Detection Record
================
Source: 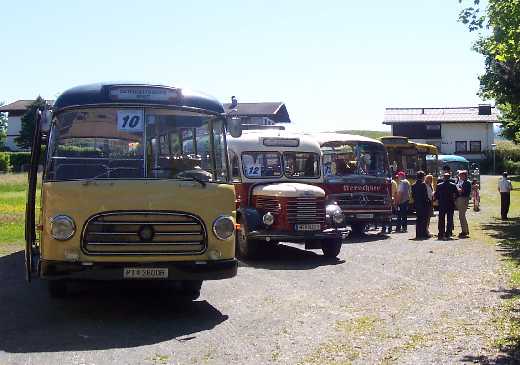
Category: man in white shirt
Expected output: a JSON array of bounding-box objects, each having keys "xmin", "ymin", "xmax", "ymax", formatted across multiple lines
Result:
[{"xmin": 498, "ymin": 172, "xmax": 513, "ymax": 220}]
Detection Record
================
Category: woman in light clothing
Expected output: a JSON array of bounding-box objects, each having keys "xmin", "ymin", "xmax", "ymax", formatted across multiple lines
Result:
[{"xmin": 425, "ymin": 174, "xmax": 434, "ymax": 236}]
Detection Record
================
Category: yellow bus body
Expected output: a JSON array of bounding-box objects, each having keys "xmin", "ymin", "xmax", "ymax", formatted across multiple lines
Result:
[{"xmin": 40, "ymin": 180, "xmax": 236, "ymax": 262}]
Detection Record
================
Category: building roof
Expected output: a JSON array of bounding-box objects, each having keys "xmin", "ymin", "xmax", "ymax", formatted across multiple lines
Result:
[
  {"xmin": 383, "ymin": 106, "xmax": 499, "ymax": 124},
  {"xmin": 223, "ymin": 102, "xmax": 291, "ymax": 123},
  {"xmin": 0, "ymin": 99, "xmax": 53, "ymax": 113}
]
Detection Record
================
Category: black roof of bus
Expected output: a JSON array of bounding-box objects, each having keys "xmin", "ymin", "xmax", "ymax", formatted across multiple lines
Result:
[{"xmin": 52, "ymin": 83, "xmax": 224, "ymax": 114}]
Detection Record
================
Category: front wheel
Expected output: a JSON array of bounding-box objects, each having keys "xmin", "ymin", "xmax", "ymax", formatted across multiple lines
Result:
[
  {"xmin": 350, "ymin": 223, "xmax": 366, "ymax": 236},
  {"xmin": 236, "ymin": 227, "xmax": 263, "ymax": 260},
  {"xmin": 321, "ymin": 238, "xmax": 342, "ymax": 258},
  {"xmin": 179, "ymin": 280, "xmax": 202, "ymax": 301}
]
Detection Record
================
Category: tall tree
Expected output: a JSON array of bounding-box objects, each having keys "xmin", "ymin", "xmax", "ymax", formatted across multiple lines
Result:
[
  {"xmin": 15, "ymin": 97, "xmax": 47, "ymax": 149},
  {"xmin": 459, "ymin": 0, "xmax": 520, "ymax": 143},
  {"xmin": 0, "ymin": 106, "xmax": 7, "ymax": 150}
]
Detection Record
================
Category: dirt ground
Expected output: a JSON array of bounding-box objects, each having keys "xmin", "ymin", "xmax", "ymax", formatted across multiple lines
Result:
[{"xmin": 0, "ymin": 177, "xmax": 509, "ymax": 365}]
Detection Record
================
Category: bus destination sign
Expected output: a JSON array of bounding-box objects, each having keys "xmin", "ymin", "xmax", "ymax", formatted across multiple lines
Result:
[{"xmin": 109, "ymin": 86, "xmax": 179, "ymax": 102}]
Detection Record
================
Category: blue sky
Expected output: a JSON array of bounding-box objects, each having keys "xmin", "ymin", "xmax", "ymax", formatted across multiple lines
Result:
[{"xmin": 1, "ymin": 0, "xmax": 486, "ymax": 131}]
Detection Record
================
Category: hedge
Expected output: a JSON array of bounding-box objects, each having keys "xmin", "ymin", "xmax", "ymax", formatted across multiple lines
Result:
[
  {"xmin": 9, "ymin": 152, "xmax": 32, "ymax": 172},
  {"xmin": 0, "ymin": 152, "xmax": 9, "ymax": 172}
]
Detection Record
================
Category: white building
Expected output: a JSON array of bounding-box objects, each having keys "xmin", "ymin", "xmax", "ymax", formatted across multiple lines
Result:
[
  {"xmin": 0, "ymin": 99, "xmax": 53, "ymax": 151},
  {"xmin": 223, "ymin": 99, "xmax": 291, "ymax": 127},
  {"xmin": 383, "ymin": 105, "xmax": 498, "ymax": 161}
]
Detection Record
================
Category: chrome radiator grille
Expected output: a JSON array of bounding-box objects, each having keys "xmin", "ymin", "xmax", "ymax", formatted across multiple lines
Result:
[
  {"xmin": 331, "ymin": 193, "xmax": 388, "ymax": 210},
  {"xmin": 82, "ymin": 211, "xmax": 206, "ymax": 255},
  {"xmin": 255, "ymin": 196, "xmax": 281, "ymax": 214},
  {"xmin": 287, "ymin": 198, "xmax": 325, "ymax": 224}
]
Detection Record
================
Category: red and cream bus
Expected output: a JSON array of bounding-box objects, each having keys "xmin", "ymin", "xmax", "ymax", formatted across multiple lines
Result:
[
  {"xmin": 313, "ymin": 133, "xmax": 392, "ymax": 235},
  {"xmin": 227, "ymin": 130, "xmax": 344, "ymax": 259}
]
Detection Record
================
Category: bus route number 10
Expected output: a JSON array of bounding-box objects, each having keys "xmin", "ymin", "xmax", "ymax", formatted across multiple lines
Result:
[{"xmin": 117, "ymin": 110, "xmax": 144, "ymax": 132}]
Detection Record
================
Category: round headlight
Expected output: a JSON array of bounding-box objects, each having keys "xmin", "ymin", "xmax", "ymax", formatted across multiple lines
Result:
[
  {"xmin": 50, "ymin": 215, "xmax": 76, "ymax": 241},
  {"xmin": 262, "ymin": 212, "xmax": 275, "ymax": 226},
  {"xmin": 212, "ymin": 215, "xmax": 235, "ymax": 240},
  {"xmin": 326, "ymin": 204, "xmax": 344, "ymax": 224}
]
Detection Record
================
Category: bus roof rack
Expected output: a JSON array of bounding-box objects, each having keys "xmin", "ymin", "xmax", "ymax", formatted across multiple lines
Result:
[{"xmin": 241, "ymin": 124, "xmax": 286, "ymax": 131}]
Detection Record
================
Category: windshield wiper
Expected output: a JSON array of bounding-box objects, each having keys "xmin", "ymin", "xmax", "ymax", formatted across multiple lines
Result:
[{"xmin": 81, "ymin": 167, "xmax": 138, "ymax": 185}]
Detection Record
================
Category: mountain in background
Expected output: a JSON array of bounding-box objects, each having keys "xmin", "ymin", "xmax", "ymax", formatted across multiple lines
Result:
[{"xmin": 335, "ymin": 130, "xmax": 391, "ymax": 139}]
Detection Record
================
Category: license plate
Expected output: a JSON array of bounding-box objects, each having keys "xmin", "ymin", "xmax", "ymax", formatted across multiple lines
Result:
[
  {"xmin": 295, "ymin": 223, "xmax": 321, "ymax": 231},
  {"xmin": 356, "ymin": 213, "xmax": 374, "ymax": 219},
  {"xmin": 123, "ymin": 268, "xmax": 168, "ymax": 279}
]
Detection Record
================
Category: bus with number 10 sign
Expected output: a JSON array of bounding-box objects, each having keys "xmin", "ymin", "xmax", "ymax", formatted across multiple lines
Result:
[{"xmin": 25, "ymin": 82, "xmax": 242, "ymax": 299}]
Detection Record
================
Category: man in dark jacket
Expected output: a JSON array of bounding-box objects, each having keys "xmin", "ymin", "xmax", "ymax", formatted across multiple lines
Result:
[
  {"xmin": 434, "ymin": 172, "xmax": 459, "ymax": 240},
  {"xmin": 412, "ymin": 170, "xmax": 430, "ymax": 239},
  {"xmin": 456, "ymin": 170, "xmax": 472, "ymax": 238}
]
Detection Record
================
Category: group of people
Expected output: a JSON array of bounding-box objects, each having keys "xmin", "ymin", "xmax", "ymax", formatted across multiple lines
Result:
[{"xmin": 382, "ymin": 168, "xmax": 482, "ymax": 240}]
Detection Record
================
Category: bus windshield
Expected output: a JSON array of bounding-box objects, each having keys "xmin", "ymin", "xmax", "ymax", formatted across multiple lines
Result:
[
  {"xmin": 322, "ymin": 142, "xmax": 388, "ymax": 178},
  {"xmin": 46, "ymin": 108, "xmax": 228, "ymax": 182}
]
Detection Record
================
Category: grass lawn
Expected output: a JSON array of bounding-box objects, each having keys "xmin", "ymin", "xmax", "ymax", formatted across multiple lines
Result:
[
  {"xmin": 0, "ymin": 173, "xmax": 31, "ymax": 255},
  {"xmin": 470, "ymin": 176, "xmax": 520, "ymax": 360}
]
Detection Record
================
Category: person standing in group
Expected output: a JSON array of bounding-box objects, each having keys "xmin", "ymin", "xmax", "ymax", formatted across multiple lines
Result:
[
  {"xmin": 412, "ymin": 171, "xmax": 430, "ymax": 239},
  {"xmin": 395, "ymin": 171, "xmax": 410, "ymax": 233},
  {"xmin": 498, "ymin": 171, "xmax": 513, "ymax": 220},
  {"xmin": 456, "ymin": 170, "xmax": 471, "ymax": 238},
  {"xmin": 425, "ymin": 174, "xmax": 435, "ymax": 236},
  {"xmin": 380, "ymin": 176, "xmax": 398, "ymax": 234},
  {"xmin": 472, "ymin": 178, "xmax": 480, "ymax": 212},
  {"xmin": 434, "ymin": 172, "xmax": 459, "ymax": 240}
]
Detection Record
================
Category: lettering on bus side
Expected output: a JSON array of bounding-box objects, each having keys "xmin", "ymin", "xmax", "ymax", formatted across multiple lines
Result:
[{"xmin": 343, "ymin": 185, "xmax": 383, "ymax": 193}]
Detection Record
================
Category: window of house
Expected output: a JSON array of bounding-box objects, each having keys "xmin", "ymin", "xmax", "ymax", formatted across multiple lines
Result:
[
  {"xmin": 470, "ymin": 141, "xmax": 481, "ymax": 152},
  {"xmin": 455, "ymin": 141, "xmax": 467, "ymax": 153}
]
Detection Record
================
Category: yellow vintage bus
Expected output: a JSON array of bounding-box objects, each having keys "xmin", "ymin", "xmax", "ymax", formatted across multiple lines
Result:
[
  {"xmin": 380, "ymin": 136, "xmax": 438, "ymax": 182},
  {"xmin": 25, "ymin": 83, "xmax": 241, "ymax": 299}
]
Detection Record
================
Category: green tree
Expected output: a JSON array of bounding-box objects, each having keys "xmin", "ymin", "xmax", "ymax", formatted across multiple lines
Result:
[
  {"xmin": 459, "ymin": 0, "xmax": 520, "ymax": 143},
  {"xmin": 14, "ymin": 97, "xmax": 47, "ymax": 150},
  {"xmin": 0, "ymin": 107, "xmax": 7, "ymax": 150}
]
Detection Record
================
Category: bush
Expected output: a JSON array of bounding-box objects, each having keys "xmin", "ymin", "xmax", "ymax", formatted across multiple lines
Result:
[
  {"xmin": 9, "ymin": 152, "xmax": 32, "ymax": 172},
  {"xmin": 504, "ymin": 160, "xmax": 520, "ymax": 175},
  {"xmin": 0, "ymin": 152, "xmax": 9, "ymax": 172}
]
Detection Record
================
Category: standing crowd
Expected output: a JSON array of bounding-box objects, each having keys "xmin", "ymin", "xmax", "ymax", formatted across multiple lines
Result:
[{"xmin": 381, "ymin": 167, "xmax": 510, "ymax": 240}]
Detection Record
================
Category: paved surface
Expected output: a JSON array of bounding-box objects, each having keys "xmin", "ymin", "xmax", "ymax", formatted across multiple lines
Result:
[{"xmin": 0, "ymin": 200, "xmax": 506, "ymax": 364}]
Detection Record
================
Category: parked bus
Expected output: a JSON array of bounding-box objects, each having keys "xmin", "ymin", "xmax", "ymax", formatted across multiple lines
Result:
[
  {"xmin": 380, "ymin": 136, "xmax": 439, "ymax": 179},
  {"xmin": 313, "ymin": 133, "xmax": 392, "ymax": 235},
  {"xmin": 25, "ymin": 83, "xmax": 242, "ymax": 298},
  {"xmin": 227, "ymin": 130, "xmax": 344, "ymax": 259}
]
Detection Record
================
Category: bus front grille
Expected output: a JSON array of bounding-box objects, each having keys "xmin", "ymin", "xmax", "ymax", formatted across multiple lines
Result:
[
  {"xmin": 331, "ymin": 193, "xmax": 388, "ymax": 210},
  {"xmin": 82, "ymin": 211, "xmax": 207, "ymax": 255},
  {"xmin": 286, "ymin": 198, "xmax": 326, "ymax": 224}
]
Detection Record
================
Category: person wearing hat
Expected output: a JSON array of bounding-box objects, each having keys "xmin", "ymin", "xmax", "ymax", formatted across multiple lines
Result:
[
  {"xmin": 456, "ymin": 170, "xmax": 472, "ymax": 238},
  {"xmin": 498, "ymin": 171, "xmax": 513, "ymax": 220},
  {"xmin": 395, "ymin": 171, "xmax": 411, "ymax": 232},
  {"xmin": 412, "ymin": 170, "xmax": 431, "ymax": 239},
  {"xmin": 434, "ymin": 172, "xmax": 459, "ymax": 239}
]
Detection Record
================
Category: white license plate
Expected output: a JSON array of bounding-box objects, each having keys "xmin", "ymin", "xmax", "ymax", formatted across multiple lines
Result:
[
  {"xmin": 295, "ymin": 223, "xmax": 321, "ymax": 231},
  {"xmin": 123, "ymin": 268, "xmax": 168, "ymax": 279},
  {"xmin": 356, "ymin": 213, "xmax": 374, "ymax": 219}
]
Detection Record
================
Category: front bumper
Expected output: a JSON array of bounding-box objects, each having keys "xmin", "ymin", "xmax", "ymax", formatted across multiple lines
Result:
[
  {"xmin": 40, "ymin": 259, "xmax": 238, "ymax": 281},
  {"xmin": 247, "ymin": 228, "xmax": 342, "ymax": 243},
  {"xmin": 343, "ymin": 211, "xmax": 392, "ymax": 224}
]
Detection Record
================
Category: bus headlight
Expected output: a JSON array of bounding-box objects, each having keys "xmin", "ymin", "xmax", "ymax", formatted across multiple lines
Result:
[
  {"xmin": 50, "ymin": 215, "xmax": 76, "ymax": 241},
  {"xmin": 262, "ymin": 212, "xmax": 275, "ymax": 226},
  {"xmin": 212, "ymin": 215, "xmax": 235, "ymax": 240},
  {"xmin": 326, "ymin": 204, "xmax": 344, "ymax": 224}
]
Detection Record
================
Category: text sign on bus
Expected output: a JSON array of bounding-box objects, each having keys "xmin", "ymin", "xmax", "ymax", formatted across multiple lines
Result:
[
  {"xmin": 117, "ymin": 110, "xmax": 144, "ymax": 132},
  {"xmin": 109, "ymin": 86, "xmax": 179, "ymax": 102}
]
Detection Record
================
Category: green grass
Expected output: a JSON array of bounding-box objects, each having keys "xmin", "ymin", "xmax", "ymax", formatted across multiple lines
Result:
[{"xmin": 0, "ymin": 173, "xmax": 29, "ymax": 251}]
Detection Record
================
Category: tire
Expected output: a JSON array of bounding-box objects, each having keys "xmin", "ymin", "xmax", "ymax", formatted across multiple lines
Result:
[
  {"xmin": 350, "ymin": 223, "xmax": 366, "ymax": 236},
  {"xmin": 47, "ymin": 280, "xmax": 68, "ymax": 299},
  {"xmin": 236, "ymin": 226, "xmax": 263, "ymax": 260},
  {"xmin": 180, "ymin": 280, "xmax": 202, "ymax": 301},
  {"xmin": 322, "ymin": 238, "xmax": 342, "ymax": 258}
]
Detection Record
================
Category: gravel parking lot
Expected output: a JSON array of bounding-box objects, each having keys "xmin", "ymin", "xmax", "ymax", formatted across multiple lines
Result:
[{"xmin": 0, "ymin": 209, "xmax": 506, "ymax": 365}]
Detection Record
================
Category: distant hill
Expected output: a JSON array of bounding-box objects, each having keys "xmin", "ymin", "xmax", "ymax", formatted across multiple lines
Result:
[{"xmin": 335, "ymin": 130, "xmax": 391, "ymax": 139}]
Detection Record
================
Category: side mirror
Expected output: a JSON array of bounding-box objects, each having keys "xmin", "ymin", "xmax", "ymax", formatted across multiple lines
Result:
[
  {"xmin": 40, "ymin": 109, "xmax": 52, "ymax": 133},
  {"xmin": 227, "ymin": 116, "xmax": 242, "ymax": 138}
]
